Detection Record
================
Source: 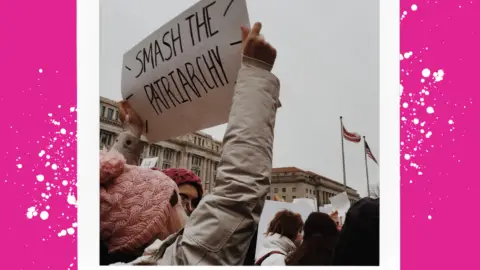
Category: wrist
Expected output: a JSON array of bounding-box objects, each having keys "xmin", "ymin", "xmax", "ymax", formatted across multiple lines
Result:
[{"xmin": 242, "ymin": 55, "xmax": 273, "ymax": 72}]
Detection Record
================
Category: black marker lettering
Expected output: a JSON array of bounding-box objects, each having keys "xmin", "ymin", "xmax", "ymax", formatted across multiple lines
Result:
[
  {"xmin": 185, "ymin": 62, "xmax": 208, "ymax": 94},
  {"xmin": 168, "ymin": 71, "xmax": 190, "ymax": 103},
  {"xmin": 204, "ymin": 1, "xmax": 219, "ymax": 37},
  {"xmin": 160, "ymin": 77, "xmax": 180, "ymax": 107},
  {"xmin": 153, "ymin": 79, "xmax": 171, "ymax": 109},
  {"xmin": 162, "ymin": 31, "xmax": 173, "ymax": 61},
  {"xmin": 185, "ymin": 14, "xmax": 196, "ymax": 46},
  {"xmin": 211, "ymin": 45, "xmax": 229, "ymax": 84},
  {"xmin": 171, "ymin": 23, "xmax": 184, "ymax": 57},
  {"xmin": 177, "ymin": 67, "xmax": 201, "ymax": 98},
  {"xmin": 154, "ymin": 39, "xmax": 164, "ymax": 65},
  {"xmin": 144, "ymin": 84, "xmax": 161, "ymax": 115},
  {"xmin": 135, "ymin": 50, "xmax": 143, "ymax": 78},
  {"xmin": 143, "ymin": 43, "xmax": 154, "ymax": 73},
  {"xmin": 203, "ymin": 53, "xmax": 220, "ymax": 87},
  {"xmin": 194, "ymin": 11, "xmax": 207, "ymax": 43},
  {"xmin": 196, "ymin": 56, "xmax": 215, "ymax": 89}
]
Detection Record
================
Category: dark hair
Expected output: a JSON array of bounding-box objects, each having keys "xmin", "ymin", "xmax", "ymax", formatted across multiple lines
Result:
[
  {"xmin": 333, "ymin": 198, "xmax": 379, "ymax": 266},
  {"xmin": 265, "ymin": 209, "xmax": 304, "ymax": 241},
  {"xmin": 285, "ymin": 212, "xmax": 339, "ymax": 265}
]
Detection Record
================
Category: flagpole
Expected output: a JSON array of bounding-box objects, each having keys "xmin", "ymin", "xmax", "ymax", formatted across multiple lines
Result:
[
  {"xmin": 340, "ymin": 116, "xmax": 347, "ymax": 191},
  {"xmin": 363, "ymin": 136, "xmax": 371, "ymax": 197}
]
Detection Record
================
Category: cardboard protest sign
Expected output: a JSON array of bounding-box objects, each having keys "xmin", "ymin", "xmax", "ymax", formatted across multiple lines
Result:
[
  {"xmin": 121, "ymin": 0, "xmax": 250, "ymax": 143},
  {"xmin": 329, "ymin": 192, "xmax": 351, "ymax": 227},
  {"xmin": 329, "ymin": 192, "xmax": 351, "ymax": 214},
  {"xmin": 255, "ymin": 201, "xmax": 313, "ymax": 259},
  {"xmin": 140, "ymin": 157, "xmax": 158, "ymax": 168}
]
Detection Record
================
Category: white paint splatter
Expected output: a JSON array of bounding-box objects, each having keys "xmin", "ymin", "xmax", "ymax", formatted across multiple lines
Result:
[
  {"xmin": 403, "ymin": 102, "xmax": 409, "ymax": 108},
  {"xmin": 426, "ymin": 107, "xmax": 435, "ymax": 114},
  {"xmin": 36, "ymin": 174, "xmax": 45, "ymax": 182},
  {"xmin": 67, "ymin": 228, "xmax": 75, "ymax": 235},
  {"xmin": 448, "ymin": 119, "xmax": 454, "ymax": 124},
  {"xmin": 404, "ymin": 154, "xmax": 411, "ymax": 160},
  {"xmin": 62, "ymin": 180, "xmax": 68, "ymax": 186},
  {"xmin": 422, "ymin": 68, "xmax": 431, "ymax": 77},
  {"xmin": 426, "ymin": 131, "xmax": 432, "ymax": 138},
  {"xmin": 60, "ymin": 128, "xmax": 66, "ymax": 135},
  {"xmin": 39, "ymin": 68, "xmax": 43, "ymax": 73},
  {"xmin": 51, "ymin": 164, "xmax": 58, "ymax": 170},
  {"xmin": 428, "ymin": 215, "xmax": 432, "ymax": 220},
  {"xmin": 40, "ymin": 211, "xmax": 49, "ymax": 220},
  {"xmin": 411, "ymin": 4, "xmax": 418, "ymax": 11},
  {"xmin": 16, "ymin": 164, "xmax": 22, "ymax": 169},
  {"xmin": 67, "ymin": 193, "xmax": 77, "ymax": 205}
]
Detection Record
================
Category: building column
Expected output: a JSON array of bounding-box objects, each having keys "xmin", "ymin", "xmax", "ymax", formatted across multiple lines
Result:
[
  {"xmin": 157, "ymin": 147, "xmax": 164, "ymax": 168},
  {"xmin": 186, "ymin": 153, "xmax": 191, "ymax": 170}
]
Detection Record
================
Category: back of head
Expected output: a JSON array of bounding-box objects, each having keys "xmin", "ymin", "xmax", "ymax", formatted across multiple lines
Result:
[
  {"xmin": 266, "ymin": 209, "xmax": 304, "ymax": 241},
  {"xmin": 333, "ymin": 197, "xmax": 379, "ymax": 266},
  {"xmin": 286, "ymin": 212, "xmax": 339, "ymax": 265}
]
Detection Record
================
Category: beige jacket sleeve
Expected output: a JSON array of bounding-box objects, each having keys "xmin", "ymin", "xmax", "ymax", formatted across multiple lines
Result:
[{"xmin": 154, "ymin": 59, "xmax": 281, "ymax": 265}]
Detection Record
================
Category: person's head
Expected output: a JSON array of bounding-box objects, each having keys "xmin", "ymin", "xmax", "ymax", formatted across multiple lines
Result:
[
  {"xmin": 285, "ymin": 212, "xmax": 340, "ymax": 265},
  {"xmin": 332, "ymin": 197, "xmax": 379, "ymax": 266},
  {"xmin": 159, "ymin": 168, "xmax": 203, "ymax": 216},
  {"xmin": 265, "ymin": 209, "xmax": 304, "ymax": 243},
  {"xmin": 100, "ymin": 150, "xmax": 188, "ymax": 255}
]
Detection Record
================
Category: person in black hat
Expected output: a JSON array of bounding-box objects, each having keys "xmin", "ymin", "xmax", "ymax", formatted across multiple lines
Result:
[{"xmin": 332, "ymin": 197, "xmax": 379, "ymax": 266}]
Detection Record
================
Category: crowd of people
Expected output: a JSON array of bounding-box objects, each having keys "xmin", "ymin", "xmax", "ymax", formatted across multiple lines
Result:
[{"xmin": 99, "ymin": 22, "xmax": 379, "ymax": 266}]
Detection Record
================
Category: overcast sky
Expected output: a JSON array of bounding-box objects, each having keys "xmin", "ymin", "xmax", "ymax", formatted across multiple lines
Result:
[{"xmin": 100, "ymin": 0, "xmax": 379, "ymax": 197}]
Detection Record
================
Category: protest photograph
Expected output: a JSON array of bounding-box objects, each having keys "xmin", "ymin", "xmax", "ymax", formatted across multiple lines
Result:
[{"xmin": 99, "ymin": 0, "xmax": 379, "ymax": 266}]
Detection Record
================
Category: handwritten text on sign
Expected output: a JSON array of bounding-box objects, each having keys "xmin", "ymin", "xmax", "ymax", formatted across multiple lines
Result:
[{"xmin": 121, "ymin": 0, "xmax": 249, "ymax": 142}]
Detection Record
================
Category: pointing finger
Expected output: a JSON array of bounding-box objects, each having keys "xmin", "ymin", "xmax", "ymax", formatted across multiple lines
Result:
[{"xmin": 249, "ymin": 22, "xmax": 262, "ymax": 37}]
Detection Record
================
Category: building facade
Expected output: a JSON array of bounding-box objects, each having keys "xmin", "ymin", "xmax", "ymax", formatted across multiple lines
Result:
[
  {"xmin": 100, "ymin": 96, "xmax": 221, "ymax": 193},
  {"xmin": 269, "ymin": 167, "xmax": 361, "ymax": 207},
  {"xmin": 100, "ymin": 97, "xmax": 361, "ymax": 204}
]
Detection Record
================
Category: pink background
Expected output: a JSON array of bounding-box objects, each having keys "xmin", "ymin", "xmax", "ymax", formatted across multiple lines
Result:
[{"xmin": 0, "ymin": 0, "xmax": 478, "ymax": 269}]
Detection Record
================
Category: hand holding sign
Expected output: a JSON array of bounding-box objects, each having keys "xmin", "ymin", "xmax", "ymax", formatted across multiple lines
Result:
[
  {"xmin": 241, "ymin": 22, "xmax": 277, "ymax": 67},
  {"xmin": 118, "ymin": 100, "xmax": 144, "ymax": 138}
]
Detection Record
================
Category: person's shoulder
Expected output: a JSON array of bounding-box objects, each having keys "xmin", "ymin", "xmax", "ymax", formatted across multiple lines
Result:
[{"xmin": 261, "ymin": 253, "xmax": 286, "ymax": 266}]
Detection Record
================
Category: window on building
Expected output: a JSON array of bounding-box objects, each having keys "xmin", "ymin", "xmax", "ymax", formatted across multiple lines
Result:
[
  {"xmin": 266, "ymin": 196, "xmax": 271, "ymax": 200},
  {"xmin": 149, "ymin": 145, "xmax": 160, "ymax": 157},
  {"xmin": 274, "ymin": 188, "xmax": 278, "ymax": 193},
  {"xmin": 100, "ymin": 106, "xmax": 106, "ymax": 117},
  {"xmin": 282, "ymin": 196, "xmax": 286, "ymax": 201},
  {"xmin": 192, "ymin": 155, "xmax": 202, "ymax": 166},
  {"xmin": 100, "ymin": 131, "xmax": 114, "ymax": 147},
  {"xmin": 114, "ymin": 110, "xmax": 119, "ymax": 121},
  {"xmin": 192, "ymin": 167, "xmax": 201, "ymax": 177},
  {"xmin": 282, "ymin": 188, "xmax": 286, "ymax": 192},
  {"xmin": 163, "ymin": 148, "xmax": 174, "ymax": 161},
  {"xmin": 107, "ymin": 108, "xmax": 114, "ymax": 119},
  {"xmin": 162, "ymin": 162, "xmax": 171, "ymax": 169},
  {"xmin": 292, "ymin": 196, "xmax": 296, "ymax": 199},
  {"xmin": 306, "ymin": 188, "xmax": 308, "ymax": 194},
  {"xmin": 292, "ymin": 187, "xmax": 296, "ymax": 192}
]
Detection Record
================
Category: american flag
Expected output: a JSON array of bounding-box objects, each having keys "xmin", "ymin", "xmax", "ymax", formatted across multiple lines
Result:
[
  {"xmin": 342, "ymin": 124, "xmax": 361, "ymax": 143},
  {"xmin": 364, "ymin": 140, "xmax": 378, "ymax": 164}
]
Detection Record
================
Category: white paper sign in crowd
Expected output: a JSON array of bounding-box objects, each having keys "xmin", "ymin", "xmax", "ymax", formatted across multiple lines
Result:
[
  {"xmin": 121, "ymin": 0, "xmax": 250, "ymax": 143},
  {"xmin": 140, "ymin": 157, "xmax": 159, "ymax": 168}
]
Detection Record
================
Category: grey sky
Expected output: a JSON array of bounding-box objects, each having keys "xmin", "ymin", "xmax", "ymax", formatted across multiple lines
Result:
[{"xmin": 100, "ymin": 0, "xmax": 379, "ymax": 197}]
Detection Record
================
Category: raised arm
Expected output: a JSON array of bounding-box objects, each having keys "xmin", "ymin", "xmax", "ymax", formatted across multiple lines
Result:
[
  {"xmin": 110, "ymin": 102, "xmax": 144, "ymax": 165},
  {"xmin": 156, "ymin": 22, "xmax": 281, "ymax": 265}
]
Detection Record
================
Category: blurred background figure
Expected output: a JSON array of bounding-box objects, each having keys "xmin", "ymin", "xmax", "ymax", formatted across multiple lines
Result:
[
  {"xmin": 255, "ymin": 210, "xmax": 304, "ymax": 265},
  {"xmin": 286, "ymin": 212, "xmax": 339, "ymax": 265}
]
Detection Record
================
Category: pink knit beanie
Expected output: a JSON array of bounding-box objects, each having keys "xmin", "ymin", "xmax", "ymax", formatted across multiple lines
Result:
[{"xmin": 100, "ymin": 149, "xmax": 181, "ymax": 254}]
